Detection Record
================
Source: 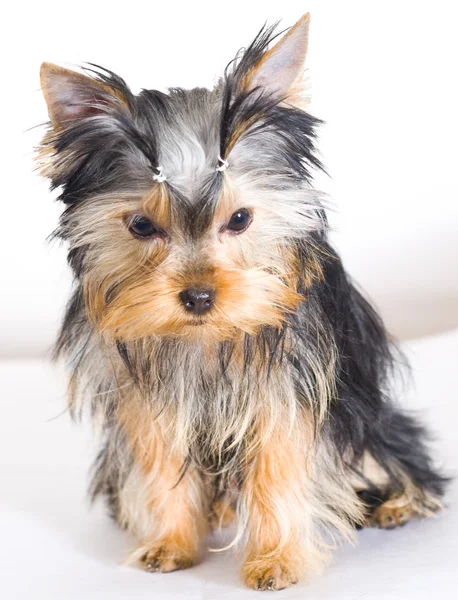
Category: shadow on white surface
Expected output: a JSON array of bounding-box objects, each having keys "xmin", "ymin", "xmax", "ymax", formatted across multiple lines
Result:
[{"xmin": 0, "ymin": 331, "xmax": 457, "ymax": 598}]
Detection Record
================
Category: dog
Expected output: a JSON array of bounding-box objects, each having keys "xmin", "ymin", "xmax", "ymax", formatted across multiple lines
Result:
[{"xmin": 37, "ymin": 12, "xmax": 446, "ymax": 591}]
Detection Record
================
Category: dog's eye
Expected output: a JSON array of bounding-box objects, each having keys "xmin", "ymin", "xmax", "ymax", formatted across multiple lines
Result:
[
  {"xmin": 128, "ymin": 215, "xmax": 162, "ymax": 238},
  {"xmin": 226, "ymin": 208, "xmax": 252, "ymax": 233}
]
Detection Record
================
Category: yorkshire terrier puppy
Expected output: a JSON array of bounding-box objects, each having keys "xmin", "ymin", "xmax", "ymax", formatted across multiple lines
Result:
[{"xmin": 37, "ymin": 13, "xmax": 446, "ymax": 591}]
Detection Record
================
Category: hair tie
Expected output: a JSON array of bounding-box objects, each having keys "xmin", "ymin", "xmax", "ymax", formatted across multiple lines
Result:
[
  {"xmin": 216, "ymin": 156, "xmax": 229, "ymax": 172},
  {"xmin": 152, "ymin": 166, "xmax": 166, "ymax": 183}
]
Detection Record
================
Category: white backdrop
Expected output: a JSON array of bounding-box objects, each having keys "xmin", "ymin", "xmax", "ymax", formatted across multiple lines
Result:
[
  {"xmin": 2, "ymin": 0, "xmax": 457, "ymax": 357},
  {"xmin": 1, "ymin": 4, "xmax": 457, "ymax": 598}
]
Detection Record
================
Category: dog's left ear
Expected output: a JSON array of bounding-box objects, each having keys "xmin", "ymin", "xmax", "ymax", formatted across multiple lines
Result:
[{"xmin": 246, "ymin": 13, "xmax": 310, "ymax": 101}]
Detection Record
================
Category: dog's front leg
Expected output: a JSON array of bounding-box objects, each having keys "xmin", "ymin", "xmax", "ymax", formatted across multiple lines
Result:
[
  {"xmin": 240, "ymin": 421, "xmax": 327, "ymax": 591},
  {"xmin": 117, "ymin": 398, "xmax": 209, "ymax": 572}
]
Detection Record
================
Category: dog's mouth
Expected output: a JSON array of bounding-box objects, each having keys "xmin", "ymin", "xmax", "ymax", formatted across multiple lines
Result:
[{"xmin": 188, "ymin": 318, "xmax": 207, "ymax": 326}]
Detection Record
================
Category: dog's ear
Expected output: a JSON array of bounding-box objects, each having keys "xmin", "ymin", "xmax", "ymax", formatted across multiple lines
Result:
[
  {"xmin": 40, "ymin": 63, "xmax": 129, "ymax": 129},
  {"xmin": 246, "ymin": 13, "xmax": 310, "ymax": 100}
]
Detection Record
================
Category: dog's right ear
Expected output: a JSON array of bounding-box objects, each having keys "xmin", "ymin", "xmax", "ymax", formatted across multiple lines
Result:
[
  {"xmin": 37, "ymin": 64, "xmax": 139, "ymax": 200},
  {"xmin": 40, "ymin": 63, "xmax": 130, "ymax": 129}
]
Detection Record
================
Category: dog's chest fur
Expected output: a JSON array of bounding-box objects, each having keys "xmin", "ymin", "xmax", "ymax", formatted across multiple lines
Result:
[
  {"xmin": 130, "ymin": 336, "xmax": 298, "ymax": 470},
  {"xmin": 83, "ymin": 330, "xmax": 298, "ymax": 479}
]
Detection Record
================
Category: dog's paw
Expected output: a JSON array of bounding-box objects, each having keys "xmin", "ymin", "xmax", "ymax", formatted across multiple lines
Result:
[
  {"xmin": 140, "ymin": 542, "xmax": 194, "ymax": 573},
  {"xmin": 367, "ymin": 491, "xmax": 442, "ymax": 530},
  {"xmin": 369, "ymin": 503, "xmax": 413, "ymax": 529},
  {"xmin": 242, "ymin": 559, "xmax": 300, "ymax": 591}
]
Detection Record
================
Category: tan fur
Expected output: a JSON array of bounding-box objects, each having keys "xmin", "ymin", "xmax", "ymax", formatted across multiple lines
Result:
[
  {"xmin": 74, "ymin": 178, "xmax": 305, "ymax": 342},
  {"xmin": 34, "ymin": 130, "xmax": 57, "ymax": 179},
  {"xmin": 116, "ymin": 394, "xmax": 209, "ymax": 570},
  {"xmin": 239, "ymin": 412, "xmax": 364, "ymax": 590},
  {"xmin": 349, "ymin": 451, "xmax": 443, "ymax": 528},
  {"xmin": 212, "ymin": 172, "xmax": 241, "ymax": 222},
  {"xmin": 209, "ymin": 498, "xmax": 237, "ymax": 530},
  {"xmin": 106, "ymin": 375, "xmax": 364, "ymax": 588},
  {"xmin": 142, "ymin": 183, "xmax": 171, "ymax": 227},
  {"xmin": 67, "ymin": 326, "xmax": 354, "ymax": 589},
  {"xmin": 349, "ymin": 451, "xmax": 392, "ymax": 491},
  {"xmin": 367, "ymin": 486, "xmax": 443, "ymax": 529}
]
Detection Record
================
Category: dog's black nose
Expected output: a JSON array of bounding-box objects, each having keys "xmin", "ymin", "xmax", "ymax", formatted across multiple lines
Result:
[{"xmin": 179, "ymin": 288, "xmax": 215, "ymax": 315}]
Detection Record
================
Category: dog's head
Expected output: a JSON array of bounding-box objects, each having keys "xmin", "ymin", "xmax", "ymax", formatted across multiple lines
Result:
[{"xmin": 38, "ymin": 13, "xmax": 325, "ymax": 342}]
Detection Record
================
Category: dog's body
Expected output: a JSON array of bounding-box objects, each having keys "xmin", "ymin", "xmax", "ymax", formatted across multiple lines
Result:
[{"xmin": 38, "ymin": 13, "xmax": 446, "ymax": 590}]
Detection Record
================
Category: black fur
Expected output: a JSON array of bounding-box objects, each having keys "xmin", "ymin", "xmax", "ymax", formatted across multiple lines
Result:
[{"xmin": 306, "ymin": 243, "xmax": 448, "ymax": 498}]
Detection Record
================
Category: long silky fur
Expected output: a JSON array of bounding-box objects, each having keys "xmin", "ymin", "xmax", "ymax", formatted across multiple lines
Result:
[{"xmin": 38, "ymin": 19, "xmax": 447, "ymax": 582}]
